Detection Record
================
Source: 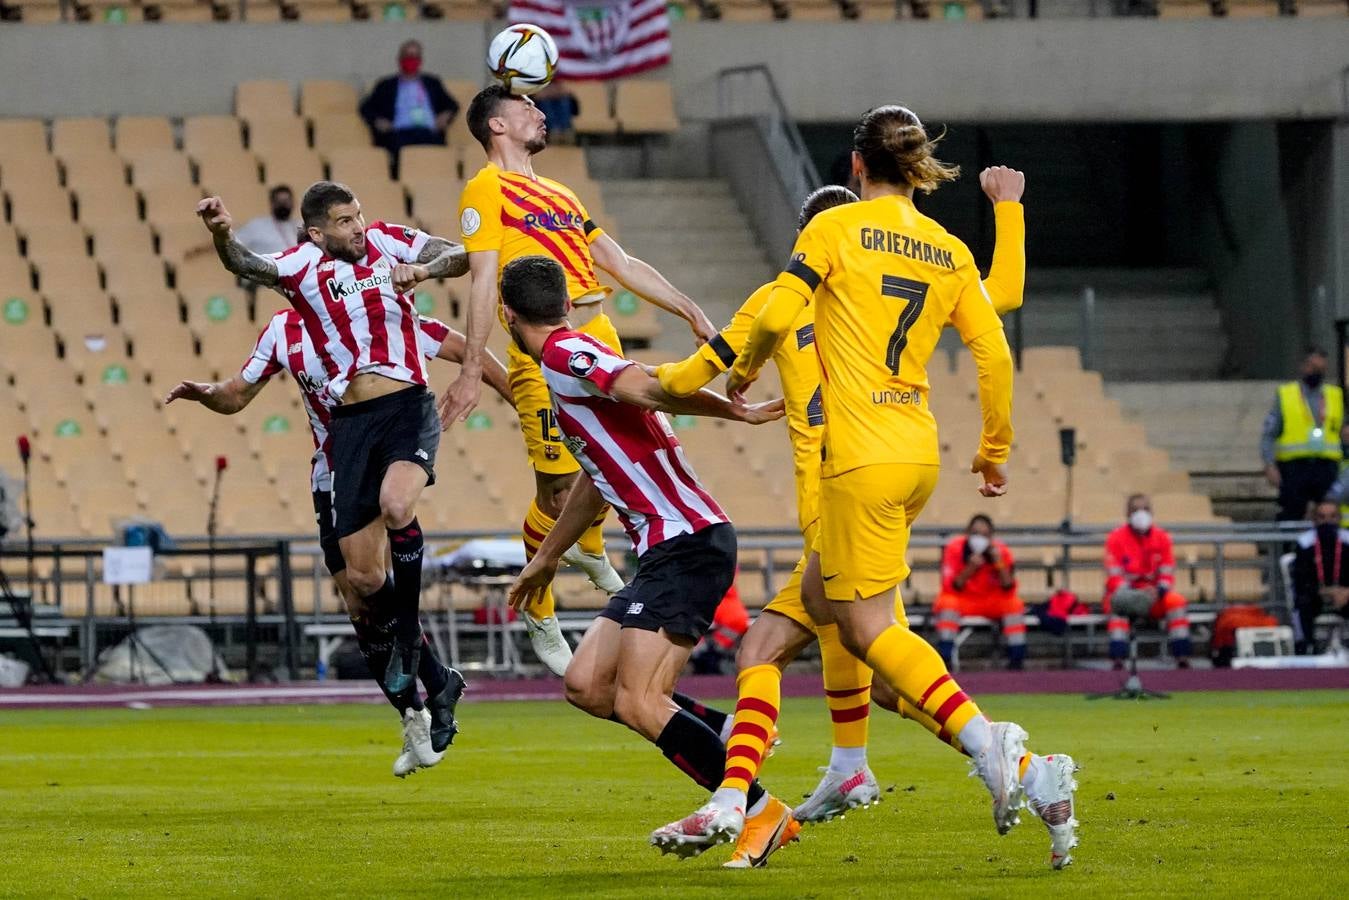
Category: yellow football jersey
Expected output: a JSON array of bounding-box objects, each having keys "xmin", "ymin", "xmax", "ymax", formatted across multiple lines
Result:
[
  {"xmin": 458, "ymin": 162, "xmax": 607, "ymax": 330},
  {"xmin": 689, "ymin": 283, "xmax": 823, "ymax": 532},
  {"xmin": 736, "ymin": 194, "xmax": 1011, "ymax": 477}
]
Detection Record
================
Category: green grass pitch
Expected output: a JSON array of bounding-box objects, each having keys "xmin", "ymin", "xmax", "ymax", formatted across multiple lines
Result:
[{"xmin": 3, "ymin": 690, "xmax": 1348, "ymax": 898}]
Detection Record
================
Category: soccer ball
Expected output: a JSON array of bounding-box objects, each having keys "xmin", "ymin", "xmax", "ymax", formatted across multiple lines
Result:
[{"xmin": 487, "ymin": 23, "xmax": 559, "ymax": 96}]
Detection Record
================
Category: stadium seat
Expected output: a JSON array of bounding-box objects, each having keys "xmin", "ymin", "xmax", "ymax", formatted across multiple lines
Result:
[
  {"xmin": 311, "ymin": 114, "xmax": 375, "ymax": 155},
  {"xmin": 126, "ymin": 148, "xmax": 195, "ymax": 189},
  {"xmin": 405, "ymin": 178, "xmax": 464, "ymax": 225},
  {"xmin": 115, "ymin": 116, "xmax": 176, "ymax": 157},
  {"xmin": 73, "ymin": 184, "xmax": 142, "ymax": 226},
  {"xmin": 193, "ymin": 148, "xmax": 265, "ymax": 195},
  {"xmin": 59, "ymin": 151, "xmax": 130, "ymax": 194},
  {"xmin": 399, "ymin": 146, "xmax": 460, "ymax": 183},
  {"xmin": 0, "ymin": 119, "xmax": 49, "ymax": 169},
  {"xmin": 570, "ymin": 82, "xmax": 619, "ymax": 136},
  {"xmin": 236, "ymin": 80, "xmax": 296, "ymax": 120},
  {"xmin": 789, "ymin": 0, "xmax": 843, "ymax": 18},
  {"xmin": 101, "ymin": 251, "xmax": 168, "ymax": 298},
  {"xmin": 141, "ymin": 183, "xmax": 207, "ymax": 232},
  {"xmin": 183, "ymin": 116, "xmax": 247, "ymax": 156},
  {"xmin": 349, "ymin": 179, "xmax": 409, "ymax": 220},
  {"xmin": 258, "ymin": 149, "xmax": 325, "ymax": 192},
  {"xmin": 299, "ymin": 80, "xmax": 359, "ymax": 117},
  {"xmin": 246, "ymin": 117, "xmax": 311, "ymax": 158},
  {"xmin": 325, "ymin": 146, "xmax": 391, "ymax": 185},
  {"xmin": 51, "ymin": 117, "xmax": 113, "ymax": 159}
]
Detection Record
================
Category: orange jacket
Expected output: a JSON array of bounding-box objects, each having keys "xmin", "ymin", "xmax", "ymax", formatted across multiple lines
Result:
[
  {"xmin": 1104, "ymin": 524, "xmax": 1175, "ymax": 602},
  {"xmin": 940, "ymin": 535, "xmax": 1017, "ymax": 598},
  {"xmin": 708, "ymin": 583, "xmax": 749, "ymax": 650}
]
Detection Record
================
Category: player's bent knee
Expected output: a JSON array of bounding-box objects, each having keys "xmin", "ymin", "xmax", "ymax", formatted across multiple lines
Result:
[
  {"xmin": 345, "ymin": 565, "xmax": 385, "ymax": 599},
  {"xmin": 871, "ymin": 677, "xmax": 899, "ymax": 713},
  {"xmin": 564, "ymin": 672, "xmax": 614, "ymax": 719},
  {"xmin": 380, "ymin": 498, "xmax": 417, "ymax": 530}
]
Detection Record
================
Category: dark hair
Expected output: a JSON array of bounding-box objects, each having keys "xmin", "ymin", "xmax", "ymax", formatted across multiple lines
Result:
[
  {"xmin": 1126, "ymin": 493, "xmax": 1149, "ymax": 511},
  {"xmin": 501, "ymin": 256, "xmax": 567, "ymax": 325},
  {"xmin": 798, "ymin": 185, "xmax": 858, "ymax": 230},
  {"xmin": 269, "ymin": 184, "xmax": 292, "ymax": 201},
  {"xmin": 853, "ymin": 105, "xmax": 959, "ymax": 194},
  {"xmin": 399, "ymin": 39, "xmax": 422, "ymax": 58},
  {"xmin": 300, "ymin": 181, "xmax": 356, "ymax": 228},
  {"xmin": 468, "ymin": 84, "xmax": 516, "ymax": 150},
  {"xmin": 967, "ymin": 513, "xmax": 994, "ymax": 533},
  {"xmin": 1305, "ymin": 346, "xmax": 1328, "ymax": 360}
]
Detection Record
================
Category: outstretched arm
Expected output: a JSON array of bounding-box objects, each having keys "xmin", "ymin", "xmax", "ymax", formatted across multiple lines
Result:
[
  {"xmin": 437, "ymin": 249, "xmax": 498, "ymax": 427},
  {"xmin": 197, "ymin": 197, "xmax": 280, "ymax": 287},
  {"xmin": 607, "ymin": 365, "xmax": 784, "ymax": 424},
  {"xmin": 164, "ymin": 374, "xmax": 266, "ymax": 415},
  {"xmin": 590, "ymin": 233, "xmax": 717, "ymax": 343},
  {"xmin": 391, "ymin": 236, "xmax": 471, "ymax": 294},
  {"xmin": 435, "ymin": 330, "xmax": 514, "ymax": 406},
  {"xmin": 508, "ymin": 472, "xmax": 608, "ymax": 610},
  {"xmin": 978, "ymin": 166, "xmax": 1026, "ymax": 317}
]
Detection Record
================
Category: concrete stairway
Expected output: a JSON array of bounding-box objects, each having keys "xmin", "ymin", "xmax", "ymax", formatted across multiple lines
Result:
[
  {"xmin": 1018, "ymin": 268, "xmax": 1228, "ymax": 382},
  {"xmin": 600, "ymin": 179, "xmax": 774, "ymax": 349},
  {"xmin": 1109, "ymin": 380, "xmax": 1280, "ymax": 520}
]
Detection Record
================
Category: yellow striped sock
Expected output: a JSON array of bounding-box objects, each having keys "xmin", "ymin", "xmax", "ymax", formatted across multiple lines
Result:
[
  {"xmin": 818, "ymin": 623, "xmax": 872, "ymax": 748},
  {"xmin": 576, "ymin": 510, "xmax": 608, "ymax": 557},
  {"xmin": 721, "ymin": 664, "xmax": 780, "ymax": 794},
  {"xmin": 898, "ymin": 697, "xmax": 968, "ymax": 756},
  {"xmin": 521, "ymin": 500, "xmax": 557, "ymax": 620},
  {"xmin": 864, "ymin": 624, "xmax": 982, "ymax": 740}
]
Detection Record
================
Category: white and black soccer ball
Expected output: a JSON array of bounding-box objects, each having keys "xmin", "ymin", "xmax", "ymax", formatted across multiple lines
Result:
[{"xmin": 487, "ymin": 23, "xmax": 559, "ymax": 96}]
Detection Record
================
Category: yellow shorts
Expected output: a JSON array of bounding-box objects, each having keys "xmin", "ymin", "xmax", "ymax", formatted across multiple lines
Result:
[
  {"xmin": 506, "ymin": 311, "xmax": 623, "ymax": 475},
  {"xmin": 764, "ymin": 518, "xmax": 912, "ymax": 628},
  {"xmin": 818, "ymin": 463, "xmax": 939, "ymax": 603}
]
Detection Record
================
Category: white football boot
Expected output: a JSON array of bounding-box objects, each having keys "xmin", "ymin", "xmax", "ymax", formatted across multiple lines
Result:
[
  {"xmin": 404, "ymin": 707, "xmax": 443, "ymax": 769},
  {"xmin": 650, "ymin": 791, "xmax": 745, "ymax": 859},
  {"xmin": 393, "ymin": 720, "xmax": 419, "ymax": 779},
  {"xmin": 970, "ymin": 721, "xmax": 1029, "ymax": 835},
  {"xmin": 1025, "ymin": 754, "xmax": 1080, "ymax": 870},
  {"xmin": 561, "ymin": 543, "xmax": 626, "ymax": 595},
  {"xmin": 793, "ymin": 765, "xmax": 881, "ymax": 824},
  {"xmin": 523, "ymin": 613, "xmax": 573, "ymax": 677}
]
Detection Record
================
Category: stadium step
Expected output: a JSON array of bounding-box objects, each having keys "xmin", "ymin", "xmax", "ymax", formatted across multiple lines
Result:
[
  {"xmin": 601, "ymin": 178, "xmax": 774, "ymax": 344},
  {"xmin": 1109, "ymin": 379, "xmax": 1281, "ymax": 521}
]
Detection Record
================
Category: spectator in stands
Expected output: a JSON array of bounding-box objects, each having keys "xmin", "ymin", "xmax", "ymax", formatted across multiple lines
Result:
[
  {"xmin": 933, "ymin": 515, "xmax": 1027, "ymax": 670},
  {"xmin": 1103, "ymin": 493, "xmax": 1192, "ymax": 668},
  {"xmin": 1261, "ymin": 347, "xmax": 1343, "ymax": 521},
  {"xmin": 1321, "ymin": 422, "xmax": 1349, "ymax": 528},
  {"xmin": 533, "ymin": 80, "xmax": 579, "ymax": 145},
  {"xmin": 233, "ymin": 185, "xmax": 301, "ymax": 257},
  {"xmin": 689, "ymin": 581, "xmax": 750, "ymax": 675},
  {"xmin": 359, "ymin": 39, "xmax": 460, "ymax": 173},
  {"xmin": 1290, "ymin": 499, "xmax": 1349, "ymax": 654}
]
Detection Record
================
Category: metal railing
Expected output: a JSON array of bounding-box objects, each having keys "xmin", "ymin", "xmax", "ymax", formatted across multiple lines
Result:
[{"xmin": 715, "ymin": 64, "xmax": 821, "ymax": 216}]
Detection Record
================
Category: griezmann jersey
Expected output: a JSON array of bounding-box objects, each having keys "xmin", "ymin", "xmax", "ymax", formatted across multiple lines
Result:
[
  {"xmin": 458, "ymin": 162, "xmax": 607, "ymax": 331},
  {"xmin": 737, "ymin": 194, "xmax": 1011, "ymax": 477}
]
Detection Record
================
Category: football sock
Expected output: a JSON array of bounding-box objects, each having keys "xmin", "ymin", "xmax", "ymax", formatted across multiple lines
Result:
[
  {"xmin": 828, "ymin": 745, "xmax": 867, "ymax": 773},
  {"xmin": 720, "ymin": 664, "xmax": 780, "ymax": 794},
  {"xmin": 652, "ymin": 710, "xmax": 768, "ymax": 811},
  {"xmin": 386, "ymin": 518, "xmax": 425, "ymax": 643},
  {"xmin": 864, "ymin": 624, "xmax": 983, "ymax": 750},
  {"xmin": 417, "ymin": 631, "xmax": 449, "ymax": 697},
  {"xmin": 818, "ymin": 623, "xmax": 872, "ymax": 752},
  {"xmin": 577, "ymin": 510, "xmax": 608, "ymax": 557},
  {"xmin": 353, "ymin": 607, "xmax": 421, "ymax": 713},
  {"xmin": 898, "ymin": 698, "xmax": 969, "ymax": 756},
  {"xmin": 672, "ymin": 692, "xmax": 730, "ymax": 741},
  {"xmin": 521, "ymin": 500, "xmax": 558, "ymax": 620},
  {"xmin": 956, "ymin": 714, "xmax": 992, "ymax": 758}
]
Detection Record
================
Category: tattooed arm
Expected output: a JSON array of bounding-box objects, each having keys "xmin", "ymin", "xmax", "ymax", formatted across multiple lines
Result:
[
  {"xmin": 391, "ymin": 236, "xmax": 469, "ymax": 293},
  {"xmin": 197, "ymin": 196, "xmax": 280, "ymax": 287}
]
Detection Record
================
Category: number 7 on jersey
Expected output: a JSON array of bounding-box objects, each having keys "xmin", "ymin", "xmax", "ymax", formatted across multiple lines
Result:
[{"xmin": 881, "ymin": 275, "xmax": 929, "ymax": 375}]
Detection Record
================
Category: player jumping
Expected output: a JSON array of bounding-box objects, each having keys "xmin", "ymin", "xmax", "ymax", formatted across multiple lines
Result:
[
  {"xmin": 498, "ymin": 256, "xmax": 800, "ymax": 868},
  {"xmin": 198, "ymin": 183, "xmax": 465, "ymax": 718},
  {"xmin": 685, "ymin": 107, "xmax": 1078, "ymax": 870},
  {"xmin": 441, "ymin": 85, "xmax": 718, "ymax": 675},
  {"xmin": 652, "ymin": 168, "xmax": 1036, "ymax": 834},
  {"xmin": 165, "ymin": 309, "xmax": 511, "ymax": 777}
]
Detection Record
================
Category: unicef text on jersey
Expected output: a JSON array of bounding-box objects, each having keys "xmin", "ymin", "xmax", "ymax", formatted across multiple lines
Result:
[{"xmin": 871, "ymin": 389, "xmax": 924, "ymax": 407}]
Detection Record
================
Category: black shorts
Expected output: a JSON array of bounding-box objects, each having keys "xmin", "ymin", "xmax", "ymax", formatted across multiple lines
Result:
[
  {"xmin": 329, "ymin": 386, "xmax": 439, "ymax": 539},
  {"xmin": 598, "ymin": 523, "xmax": 737, "ymax": 641},
  {"xmin": 311, "ymin": 490, "xmax": 346, "ymax": 575}
]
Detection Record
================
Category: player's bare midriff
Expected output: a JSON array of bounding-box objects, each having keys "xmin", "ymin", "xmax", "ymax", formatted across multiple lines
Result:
[
  {"xmin": 568, "ymin": 293, "xmax": 607, "ymax": 327},
  {"xmin": 344, "ymin": 372, "xmax": 419, "ymax": 405}
]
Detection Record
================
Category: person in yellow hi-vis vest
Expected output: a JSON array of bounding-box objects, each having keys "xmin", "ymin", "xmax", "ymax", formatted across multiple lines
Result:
[{"xmin": 1261, "ymin": 348, "xmax": 1344, "ymax": 521}]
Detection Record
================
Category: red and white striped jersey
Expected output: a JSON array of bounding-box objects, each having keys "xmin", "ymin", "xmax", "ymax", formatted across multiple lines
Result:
[
  {"xmin": 539, "ymin": 330, "xmax": 728, "ymax": 556},
  {"xmin": 268, "ymin": 221, "xmax": 432, "ymax": 400},
  {"xmin": 241, "ymin": 309, "xmax": 451, "ymax": 491}
]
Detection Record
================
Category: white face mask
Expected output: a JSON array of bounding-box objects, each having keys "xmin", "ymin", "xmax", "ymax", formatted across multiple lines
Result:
[
  {"xmin": 1129, "ymin": 509, "xmax": 1153, "ymax": 532},
  {"xmin": 966, "ymin": 533, "xmax": 991, "ymax": 556}
]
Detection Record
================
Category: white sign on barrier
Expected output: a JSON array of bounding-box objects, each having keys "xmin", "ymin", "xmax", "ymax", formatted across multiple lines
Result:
[{"xmin": 102, "ymin": 547, "xmax": 153, "ymax": 585}]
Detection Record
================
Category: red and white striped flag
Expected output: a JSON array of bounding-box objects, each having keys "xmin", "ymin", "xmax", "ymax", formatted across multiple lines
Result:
[{"xmin": 506, "ymin": 0, "xmax": 672, "ymax": 81}]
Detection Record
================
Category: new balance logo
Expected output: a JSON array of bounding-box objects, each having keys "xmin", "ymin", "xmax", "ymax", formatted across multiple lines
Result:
[
  {"xmin": 415, "ymin": 448, "xmax": 429, "ymax": 460},
  {"xmin": 288, "ymin": 342, "xmax": 303, "ymax": 355},
  {"xmin": 626, "ymin": 602, "xmax": 644, "ymax": 615}
]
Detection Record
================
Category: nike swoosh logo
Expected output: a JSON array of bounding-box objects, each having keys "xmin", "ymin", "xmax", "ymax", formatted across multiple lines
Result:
[
  {"xmin": 748, "ymin": 815, "xmax": 789, "ymax": 868},
  {"xmin": 822, "ymin": 573, "xmax": 839, "ymax": 581}
]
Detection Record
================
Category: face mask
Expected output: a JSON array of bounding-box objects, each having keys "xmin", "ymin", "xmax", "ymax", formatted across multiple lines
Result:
[
  {"xmin": 83, "ymin": 335, "xmax": 107, "ymax": 352},
  {"xmin": 1317, "ymin": 523, "xmax": 1339, "ymax": 542},
  {"xmin": 399, "ymin": 56, "xmax": 421, "ymax": 77},
  {"xmin": 966, "ymin": 534, "xmax": 990, "ymax": 556},
  {"xmin": 1129, "ymin": 509, "xmax": 1153, "ymax": 532},
  {"xmin": 1304, "ymin": 371, "xmax": 1325, "ymax": 389},
  {"xmin": 271, "ymin": 202, "xmax": 293, "ymax": 221}
]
